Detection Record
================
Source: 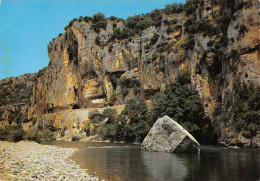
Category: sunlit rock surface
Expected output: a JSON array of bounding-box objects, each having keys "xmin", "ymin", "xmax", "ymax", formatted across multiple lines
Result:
[{"xmin": 141, "ymin": 116, "xmax": 200, "ymax": 152}]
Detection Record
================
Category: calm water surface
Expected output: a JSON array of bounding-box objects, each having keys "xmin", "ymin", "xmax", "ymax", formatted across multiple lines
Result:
[{"xmin": 43, "ymin": 141, "xmax": 260, "ymax": 181}]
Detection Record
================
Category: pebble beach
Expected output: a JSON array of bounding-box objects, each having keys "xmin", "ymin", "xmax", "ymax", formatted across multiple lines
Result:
[{"xmin": 0, "ymin": 141, "xmax": 100, "ymax": 181}]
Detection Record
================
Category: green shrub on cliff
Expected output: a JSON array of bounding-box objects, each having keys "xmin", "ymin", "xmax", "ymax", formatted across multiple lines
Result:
[
  {"xmin": 91, "ymin": 12, "xmax": 108, "ymax": 33},
  {"xmin": 215, "ymin": 82, "xmax": 260, "ymax": 139},
  {"xmin": 163, "ymin": 3, "xmax": 184, "ymax": 14}
]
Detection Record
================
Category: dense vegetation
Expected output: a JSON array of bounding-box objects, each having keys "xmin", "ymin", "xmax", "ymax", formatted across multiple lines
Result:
[
  {"xmin": 99, "ymin": 99, "xmax": 150, "ymax": 142},
  {"xmin": 0, "ymin": 125, "xmax": 55, "ymax": 142},
  {"xmin": 214, "ymin": 81, "xmax": 260, "ymax": 139}
]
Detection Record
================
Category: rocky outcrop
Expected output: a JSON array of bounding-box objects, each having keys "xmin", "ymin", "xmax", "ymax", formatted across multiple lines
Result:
[
  {"xmin": 0, "ymin": 0, "xmax": 259, "ymax": 145},
  {"xmin": 141, "ymin": 116, "xmax": 200, "ymax": 152},
  {"xmin": 0, "ymin": 73, "xmax": 36, "ymax": 128}
]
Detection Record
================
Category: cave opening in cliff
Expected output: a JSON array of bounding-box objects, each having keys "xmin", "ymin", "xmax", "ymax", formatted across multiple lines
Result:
[{"xmin": 72, "ymin": 104, "xmax": 80, "ymax": 109}]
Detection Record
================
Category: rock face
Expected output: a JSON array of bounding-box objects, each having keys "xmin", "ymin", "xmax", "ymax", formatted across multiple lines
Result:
[
  {"xmin": 141, "ymin": 116, "xmax": 200, "ymax": 152},
  {"xmin": 0, "ymin": 73, "xmax": 36, "ymax": 129}
]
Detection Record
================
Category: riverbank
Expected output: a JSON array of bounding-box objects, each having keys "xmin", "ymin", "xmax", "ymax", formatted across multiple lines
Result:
[{"xmin": 0, "ymin": 141, "xmax": 101, "ymax": 181}]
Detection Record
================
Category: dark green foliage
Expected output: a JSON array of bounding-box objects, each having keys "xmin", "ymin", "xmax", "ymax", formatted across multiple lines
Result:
[
  {"xmin": 109, "ymin": 16, "xmax": 122, "ymax": 21},
  {"xmin": 0, "ymin": 80, "xmax": 33, "ymax": 107},
  {"xmin": 110, "ymin": 27, "xmax": 135, "ymax": 41},
  {"xmin": 151, "ymin": 53, "xmax": 159, "ymax": 62},
  {"xmin": 239, "ymin": 24, "xmax": 248, "ymax": 35},
  {"xmin": 218, "ymin": 16, "xmax": 232, "ymax": 34},
  {"xmin": 215, "ymin": 82, "xmax": 260, "ymax": 139},
  {"xmin": 24, "ymin": 130, "xmax": 40, "ymax": 142},
  {"xmin": 201, "ymin": 51, "xmax": 222, "ymax": 77},
  {"xmin": 163, "ymin": 19, "xmax": 177, "ymax": 26},
  {"xmin": 144, "ymin": 43, "xmax": 151, "ymax": 50},
  {"xmin": 14, "ymin": 83, "xmax": 26, "ymax": 90},
  {"xmin": 37, "ymin": 67, "xmax": 46, "ymax": 77},
  {"xmin": 61, "ymin": 128, "xmax": 66, "ymax": 137},
  {"xmin": 86, "ymin": 126, "xmax": 91, "ymax": 137},
  {"xmin": 122, "ymin": 99, "xmax": 148, "ymax": 125},
  {"xmin": 108, "ymin": 45, "xmax": 113, "ymax": 52},
  {"xmin": 95, "ymin": 36, "xmax": 102, "ymax": 46},
  {"xmin": 110, "ymin": 9, "xmax": 162, "ymax": 41},
  {"xmin": 215, "ymin": 36, "xmax": 228, "ymax": 48},
  {"xmin": 125, "ymin": 15, "xmax": 153, "ymax": 36},
  {"xmin": 232, "ymin": 83, "xmax": 260, "ymax": 138},
  {"xmin": 39, "ymin": 129, "xmax": 55, "ymax": 140},
  {"xmin": 184, "ymin": 0, "xmax": 199, "ymax": 15},
  {"xmin": 72, "ymin": 136, "xmax": 81, "ymax": 141},
  {"xmin": 0, "ymin": 124, "xmax": 54, "ymax": 142},
  {"xmin": 0, "ymin": 125, "xmax": 25, "ymax": 142},
  {"xmin": 99, "ymin": 108, "xmax": 118, "ymax": 140},
  {"xmin": 90, "ymin": 125, "xmax": 100, "ymax": 136},
  {"xmin": 64, "ymin": 18, "xmax": 78, "ymax": 31},
  {"xmin": 181, "ymin": 34, "xmax": 195, "ymax": 50},
  {"xmin": 147, "ymin": 9, "xmax": 163, "ymax": 27},
  {"xmin": 99, "ymin": 99, "xmax": 150, "ymax": 142},
  {"xmin": 207, "ymin": 40, "xmax": 215, "ymax": 47},
  {"xmin": 150, "ymin": 33, "xmax": 159, "ymax": 45},
  {"xmin": 99, "ymin": 117, "xmax": 119, "ymax": 141},
  {"xmin": 91, "ymin": 12, "xmax": 108, "ymax": 33},
  {"xmin": 175, "ymin": 71, "xmax": 191, "ymax": 85},
  {"xmin": 88, "ymin": 110, "xmax": 105, "ymax": 124},
  {"xmin": 83, "ymin": 16, "xmax": 93, "ymax": 23},
  {"xmin": 163, "ymin": 3, "xmax": 185, "ymax": 14},
  {"xmin": 133, "ymin": 85, "xmax": 140, "ymax": 95},
  {"xmin": 150, "ymin": 81, "xmax": 210, "ymax": 142},
  {"xmin": 184, "ymin": 18, "xmax": 217, "ymax": 36},
  {"xmin": 103, "ymin": 108, "xmax": 117, "ymax": 120},
  {"xmin": 121, "ymin": 88, "xmax": 130, "ymax": 97},
  {"xmin": 166, "ymin": 27, "xmax": 174, "ymax": 34},
  {"xmin": 157, "ymin": 41, "xmax": 174, "ymax": 53}
]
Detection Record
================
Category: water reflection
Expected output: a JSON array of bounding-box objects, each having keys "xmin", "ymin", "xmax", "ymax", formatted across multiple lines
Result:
[
  {"xmin": 183, "ymin": 147, "xmax": 260, "ymax": 181},
  {"xmin": 43, "ymin": 141, "xmax": 260, "ymax": 181},
  {"xmin": 141, "ymin": 151, "xmax": 189, "ymax": 181}
]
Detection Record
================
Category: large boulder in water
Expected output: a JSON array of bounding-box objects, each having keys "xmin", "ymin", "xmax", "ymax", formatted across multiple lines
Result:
[{"xmin": 141, "ymin": 116, "xmax": 200, "ymax": 153}]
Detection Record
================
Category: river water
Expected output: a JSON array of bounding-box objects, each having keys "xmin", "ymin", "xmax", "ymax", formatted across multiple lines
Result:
[{"xmin": 43, "ymin": 141, "xmax": 260, "ymax": 181}]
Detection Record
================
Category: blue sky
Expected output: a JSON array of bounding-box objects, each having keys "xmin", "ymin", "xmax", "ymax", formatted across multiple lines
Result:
[{"xmin": 0, "ymin": 0, "xmax": 185, "ymax": 79}]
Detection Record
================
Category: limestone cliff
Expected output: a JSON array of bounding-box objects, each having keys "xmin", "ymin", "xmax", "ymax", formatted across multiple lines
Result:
[{"xmin": 1, "ymin": 0, "xmax": 259, "ymax": 146}]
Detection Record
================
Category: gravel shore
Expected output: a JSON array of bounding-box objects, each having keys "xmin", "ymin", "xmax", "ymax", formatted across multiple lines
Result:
[{"xmin": 0, "ymin": 141, "xmax": 100, "ymax": 181}]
